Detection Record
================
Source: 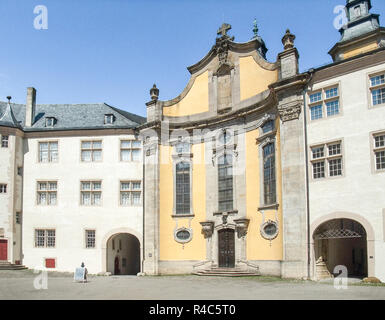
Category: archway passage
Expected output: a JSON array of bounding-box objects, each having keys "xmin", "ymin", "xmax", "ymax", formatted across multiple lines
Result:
[
  {"xmin": 313, "ymin": 219, "xmax": 368, "ymax": 277},
  {"xmin": 107, "ymin": 233, "xmax": 140, "ymax": 275}
]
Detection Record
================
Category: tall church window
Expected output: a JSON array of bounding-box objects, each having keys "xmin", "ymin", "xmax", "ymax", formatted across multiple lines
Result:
[
  {"xmin": 175, "ymin": 162, "xmax": 190, "ymax": 214},
  {"xmin": 263, "ymin": 143, "xmax": 276, "ymax": 205},
  {"xmin": 218, "ymin": 154, "xmax": 233, "ymax": 212}
]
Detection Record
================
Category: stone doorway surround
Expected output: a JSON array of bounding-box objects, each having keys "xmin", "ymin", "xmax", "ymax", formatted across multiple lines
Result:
[{"xmin": 310, "ymin": 212, "xmax": 375, "ymax": 280}]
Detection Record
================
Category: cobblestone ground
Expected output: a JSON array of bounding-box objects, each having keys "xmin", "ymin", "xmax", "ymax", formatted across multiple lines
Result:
[{"xmin": 0, "ymin": 270, "xmax": 384, "ymax": 300}]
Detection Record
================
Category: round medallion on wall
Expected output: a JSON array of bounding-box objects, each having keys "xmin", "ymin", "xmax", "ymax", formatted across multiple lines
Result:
[
  {"xmin": 260, "ymin": 220, "xmax": 279, "ymax": 240},
  {"xmin": 174, "ymin": 228, "xmax": 193, "ymax": 244}
]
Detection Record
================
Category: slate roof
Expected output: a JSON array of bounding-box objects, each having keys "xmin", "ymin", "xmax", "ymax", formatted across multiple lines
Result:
[{"xmin": 0, "ymin": 101, "xmax": 146, "ymax": 131}]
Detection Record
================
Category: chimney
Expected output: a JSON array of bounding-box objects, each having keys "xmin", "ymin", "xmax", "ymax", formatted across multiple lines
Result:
[{"xmin": 25, "ymin": 87, "xmax": 36, "ymax": 127}]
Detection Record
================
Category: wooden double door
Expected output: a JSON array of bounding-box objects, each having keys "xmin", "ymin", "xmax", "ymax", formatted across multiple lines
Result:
[{"xmin": 218, "ymin": 229, "xmax": 235, "ymax": 268}]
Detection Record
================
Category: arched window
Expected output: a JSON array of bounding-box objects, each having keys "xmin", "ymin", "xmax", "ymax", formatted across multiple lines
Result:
[
  {"xmin": 175, "ymin": 162, "xmax": 190, "ymax": 214},
  {"xmin": 218, "ymin": 154, "xmax": 233, "ymax": 212},
  {"xmin": 263, "ymin": 143, "xmax": 276, "ymax": 205}
]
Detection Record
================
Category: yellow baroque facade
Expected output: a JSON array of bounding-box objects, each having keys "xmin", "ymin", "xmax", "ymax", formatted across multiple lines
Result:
[{"xmin": 141, "ymin": 24, "xmax": 308, "ymax": 277}]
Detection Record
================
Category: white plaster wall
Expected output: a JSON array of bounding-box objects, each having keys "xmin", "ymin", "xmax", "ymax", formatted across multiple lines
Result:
[
  {"xmin": 0, "ymin": 133, "xmax": 15, "ymax": 262},
  {"xmin": 308, "ymin": 62, "xmax": 385, "ymax": 281},
  {"xmin": 22, "ymin": 133, "xmax": 143, "ymax": 274}
]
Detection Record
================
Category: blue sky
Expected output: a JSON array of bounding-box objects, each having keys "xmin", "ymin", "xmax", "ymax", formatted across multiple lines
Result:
[{"xmin": 1, "ymin": 0, "xmax": 385, "ymax": 117}]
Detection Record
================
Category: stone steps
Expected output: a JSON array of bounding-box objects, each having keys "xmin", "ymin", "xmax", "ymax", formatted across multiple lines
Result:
[
  {"xmin": 193, "ymin": 268, "xmax": 260, "ymax": 277},
  {"xmin": 0, "ymin": 261, "xmax": 27, "ymax": 270}
]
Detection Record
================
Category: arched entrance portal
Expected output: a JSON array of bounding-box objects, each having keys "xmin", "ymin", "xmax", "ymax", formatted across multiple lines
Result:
[
  {"xmin": 313, "ymin": 219, "xmax": 368, "ymax": 277},
  {"xmin": 106, "ymin": 233, "xmax": 140, "ymax": 275}
]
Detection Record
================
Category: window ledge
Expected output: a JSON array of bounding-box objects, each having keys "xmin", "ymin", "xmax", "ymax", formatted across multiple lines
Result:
[
  {"xmin": 213, "ymin": 210, "xmax": 238, "ymax": 216},
  {"xmin": 172, "ymin": 214, "xmax": 195, "ymax": 218},
  {"xmin": 258, "ymin": 203, "xmax": 279, "ymax": 211}
]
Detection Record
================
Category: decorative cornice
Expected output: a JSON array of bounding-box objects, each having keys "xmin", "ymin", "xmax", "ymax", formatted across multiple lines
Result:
[{"xmin": 277, "ymin": 100, "xmax": 302, "ymax": 122}]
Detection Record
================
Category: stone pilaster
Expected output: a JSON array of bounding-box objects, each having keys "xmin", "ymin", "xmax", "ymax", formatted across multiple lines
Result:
[
  {"xmin": 142, "ymin": 131, "xmax": 160, "ymax": 275},
  {"xmin": 272, "ymin": 29, "xmax": 309, "ymax": 278}
]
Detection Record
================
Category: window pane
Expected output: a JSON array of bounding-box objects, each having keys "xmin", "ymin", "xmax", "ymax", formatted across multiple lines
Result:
[
  {"xmin": 310, "ymin": 105, "xmax": 323, "ymax": 120},
  {"xmin": 92, "ymin": 182, "xmax": 101, "ymax": 190},
  {"xmin": 121, "ymin": 140, "xmax": 131, "ymax": 148},
  {"xmin": 93, "ymin": 141, "xmax": 102, "ymax": 149},
  {"xmin": 82, "ymin": 192, "xmax": 91, "ymax": 205},
  {"xmin": 81, "ymin": 182, "xmax": 91, "ymax": 190},
  {"xmin": 328, "ymin": 144, "xmax": 341, "ymax": 156},
  {"xmin": 313, "ymin": 161, "xmax": 325, "ymax": 179},
  {"xmin": 39, "ymin": 143, "xmax": 49, "ymax": 162},
  {"xmin": 121, "ymin": 192, "xmax": 130, "ymax": 205},
  {"xmin": 35, "ymin": 230, "xmax": 45, "ymax": 247},
  {"xmin": 49, "ymin": 182, "xmax": 57, "ymax": 190},
  {"xmin": 121, "ymin": 182, "xmax": 130, "ymax": 190},
  {"xmin": 131, "ymin": 149, "xmax": 140, "ymax": 161},
  {"xmin": 132, "ymin": 192, "xmax": 141, "ymax": 204},
  {"xmin": 93, "ymin": 192, "xmax": 101, "ymax": 205},
  {"xmin": 326, "ymin": 100, "xmax": 339, "ymax": 116},
  {"xmin": 329, "ymin": 158, "xmax": 342, "ymax": 176},
  {"xmin": 49, "ymin": 192, "xmax": 57, "ymax": 205},
  {"xmin": 132, "ymin": 182, "xmax": 141, "ymax": 190},
  {"xmin": 131, "ymin": 140, "xmax": 141, "ymax": 148},
  {"xmin": 325, "ymin": 87, "xmax": 338, "ymax": 99},
  {"xmin": 312, "ymin": 146, "xmax": 324, "ymax": 159},
  {"xmin": 81, "ymin": 150, "xmax": 92, "ymax": 162},
  {"xmin": 121, "ymin": 150, "xmax": 131, "ymax": 161},
  {"xmin": 372, "ymin": 88, "xmax": 385, "ymax": 105},
  {"xmin": 39, "ymin": 182, "xmax": 47, "ymax": 191},
  {"xmin": 370, "ymin": 74, "xmax": 385, "ymax": 87},
  {"xmin": 93, "ymin": 150, "xmax": 102, "ymax": 161},
  {"xmin": 38, "ymin": 192, "xmax": 47, "ymax": 205},
  {"xmin": 376, "ymin": 151, "xmax": 385, "ymax": 170},
  {"xmin": 375, "ymin": 135, "xmax": 385, "ymax": 148},
  {"xmin": 46, "ymin": 230, "xmax": 55, "ymax": 247},
  {"xmin": 309, "ymin": 92, "xmax": 322, "ymax": 103},
  {"xmin": 81, "ymin": 141, "xmax": 92, "ymax": 149}
]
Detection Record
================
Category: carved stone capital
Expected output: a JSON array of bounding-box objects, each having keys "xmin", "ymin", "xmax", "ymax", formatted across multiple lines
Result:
[
  {"xmin": 277, "ymin": 100, "xmax": 302, "ymax": 122},
  {"xmin": 234, "ymin": 218, "xmax": 250, "ymax": 238},
  {"xmin": 200, "ymin": 221, "xmax": 215, "ymax": 239}
]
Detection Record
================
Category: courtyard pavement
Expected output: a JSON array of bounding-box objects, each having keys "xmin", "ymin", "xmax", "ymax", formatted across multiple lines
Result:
[{"xmin": 0, "ymin": 270, "xmax": 384, "ymax": 300}]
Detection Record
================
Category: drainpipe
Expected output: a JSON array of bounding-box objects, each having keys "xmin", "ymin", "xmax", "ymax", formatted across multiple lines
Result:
[{"xmin": 303, "ymin": 69, "xmax": 315, "ymax": 280}]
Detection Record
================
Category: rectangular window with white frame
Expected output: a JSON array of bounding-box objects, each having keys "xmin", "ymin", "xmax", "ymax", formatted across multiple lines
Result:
[
  {"xmin": 120, "ymin": 181, "xmax": 142, "ymax": 206},
  {"xmin": 38, "ymin": 141, "xmax": 58, "ymax": 162},
  {"xmin": 370, "ymin": 73, "xmax": 385, "ymax": 106},
  {"xmin": 308, "ymin": 85, "xmax": 340, "ymax": 121},
  {"xmin": 85, "ymin": 230, "xmax": 96, "ymax": 248},
  {"xmin": 34, "ymin": 229, "xmax": 56, "ymax": 248},
  {"xmin": 81, "ymin": 181, "xmax": 102, "ymax": 206},
  {"xmin": 310, "ymin": 141, "xmax": 343, "ymax": 179},
  {"xmin": 81, "ymin": 140, "xmax": 102, "ymax": 162},
  {"xmin": 120, "ymin": 140, "xmax": 141, "ymax": 161},
  {"xmin": 1, "ymin": 135, "xmax": 9, "ymax": 148},
  {"xmin": 37, "ymin": 181, "xmax": 57, "ymax": 205},
  {"xmin": 373, "ymin": 132, "xmax": 385, "ymax": 171}
]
